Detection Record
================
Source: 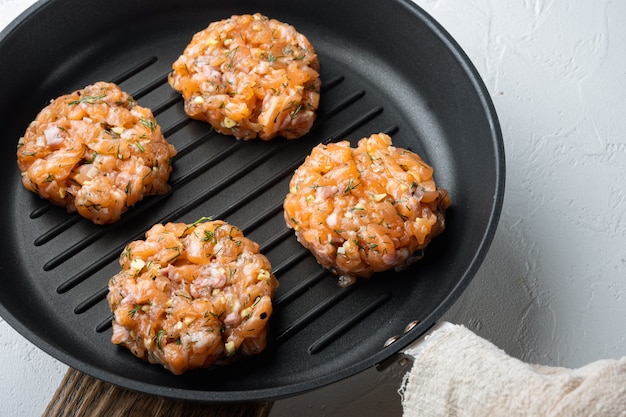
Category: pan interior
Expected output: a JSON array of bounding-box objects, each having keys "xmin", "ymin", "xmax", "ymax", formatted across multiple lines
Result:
[{"xmin": 0, "ymin": 0, "xmax": 503, "ymax": 402}]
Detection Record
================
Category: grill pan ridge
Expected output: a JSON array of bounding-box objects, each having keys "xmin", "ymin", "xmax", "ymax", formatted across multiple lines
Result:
[{"xmin": 0, "ymin": 0, "xmax": 504, "ymax": 402}]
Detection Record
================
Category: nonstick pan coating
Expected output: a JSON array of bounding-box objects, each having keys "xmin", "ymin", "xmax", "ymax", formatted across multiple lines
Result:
[{"xmin": 0, "ymin": 0, "xmax": 504, "ymax": 402}]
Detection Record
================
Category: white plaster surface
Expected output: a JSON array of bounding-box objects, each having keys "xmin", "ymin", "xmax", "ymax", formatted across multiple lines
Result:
[{"xmin": 1, "ymin": 0, "xmax": 625, "ymax": 416}]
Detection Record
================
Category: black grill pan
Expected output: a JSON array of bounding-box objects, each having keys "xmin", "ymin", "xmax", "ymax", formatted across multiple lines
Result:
[{"xmin": 0, "ymin": 0, "xmax": 505, "ymax": 402}]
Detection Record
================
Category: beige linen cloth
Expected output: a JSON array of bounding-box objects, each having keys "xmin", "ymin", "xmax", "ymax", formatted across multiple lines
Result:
[{"xmin": 400, "ymin": 323, "xmax": 626, "ymax": 417}]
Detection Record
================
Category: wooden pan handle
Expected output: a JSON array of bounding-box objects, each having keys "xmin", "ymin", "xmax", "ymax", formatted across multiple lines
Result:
[{"xmin": 43, "ymin": 368, "xmax": 273, "ymax": 417}]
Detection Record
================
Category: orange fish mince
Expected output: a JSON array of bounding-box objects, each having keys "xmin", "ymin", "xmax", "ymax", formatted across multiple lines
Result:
[
  {"xmin": 16, "ymin": 82, "xmax": 177, "ymax": 224},
  {"xmin": 107, "ymin": 218, "xmax": 279, "ymax": 375},
  {"xmin": 284, "ymin": 133, "xmax": 450, "ymax": 287},
  {"xmin": 168, "ymin": 13, "xmax": 321, "ymax": 140}
]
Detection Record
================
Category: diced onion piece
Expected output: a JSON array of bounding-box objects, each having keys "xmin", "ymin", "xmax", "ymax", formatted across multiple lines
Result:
[{"xmin": 225, "ymin": 341, "xmax": 236, "ymax": 356}]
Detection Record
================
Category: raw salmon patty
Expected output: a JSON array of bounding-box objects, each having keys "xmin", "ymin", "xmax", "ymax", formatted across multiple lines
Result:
[
  {"xmin": 168, "ymin": 13, "xmax": 321, "ymax": 140},
  {"xmin": 284, "ymin": 133, "xmax": 450, "ymax": 287},
  {"xmin": 16, "ymin": 82, "xmax": 176, "ymax": 224},
  {"xmin": 107, "ymin": 218, "xmax": 279, "ymax": 375}
]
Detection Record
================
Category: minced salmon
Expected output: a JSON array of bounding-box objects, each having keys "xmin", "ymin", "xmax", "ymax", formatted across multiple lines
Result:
[
  {"xmin": 107, "ymin": 218, "xmax": 279, "ymax": 375},
  {"xmin": 168, "ymin": 13, "xmax": 321, "ymax": 140},
  {"xmin": 283, "ymin": 133, "xmax": 450, "ymax": 287},
  {"xmin": 16, "ymin": 82, "xmax": 176, "ymax": 224}
]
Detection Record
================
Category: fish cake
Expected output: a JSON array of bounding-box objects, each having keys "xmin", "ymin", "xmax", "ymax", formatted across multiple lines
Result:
[
  {"xmin": 16, "ymin": 82, "xmax": 177, "ymax": 224},
  {"xmin": 168, "ymin": 13, "xmax": 321, "ymax": 140},
  {"xmin": 284, "ymin": 133, "xmax": 450, "ymax": 287},
  {"xmin": 107, "ymin": 218, "xmax": 279, "ymax": 375}
]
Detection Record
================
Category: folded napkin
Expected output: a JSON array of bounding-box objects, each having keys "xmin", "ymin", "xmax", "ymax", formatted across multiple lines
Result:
[{"xmin": 400, "ymin": 323, "xmax": 626, "ymax": 417}]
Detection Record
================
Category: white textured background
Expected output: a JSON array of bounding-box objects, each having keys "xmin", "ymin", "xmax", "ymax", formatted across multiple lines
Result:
[{"xmin": 2, "ymin": 0, "xmax": 625, "ymax": 416}]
